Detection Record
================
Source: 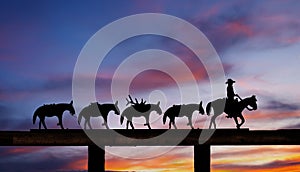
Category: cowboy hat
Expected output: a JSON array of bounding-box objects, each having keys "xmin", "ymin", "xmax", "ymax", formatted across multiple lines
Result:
[{"xmin": 226, "ymin": 78, "xmax": 235, "ymax": 84}]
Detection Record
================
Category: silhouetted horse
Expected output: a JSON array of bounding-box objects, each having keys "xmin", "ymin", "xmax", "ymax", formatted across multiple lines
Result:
[
  {"xmin": 33, "ymin": 100, "xmax": 75, "ymax": 129},
  {"xmin": 120, "ymin": 102, "xmax": 162, "ymax": 129},
  {"xmin": 206, "ymin": 95, "xmax": 257, "ymax": 129},
  {"xmin": 163, "ymin": 102, "xmax": 204, "ymax": 129},
  {"xmin": 78, "ymin": 101, "xmax": 120, "ymax": 129}
]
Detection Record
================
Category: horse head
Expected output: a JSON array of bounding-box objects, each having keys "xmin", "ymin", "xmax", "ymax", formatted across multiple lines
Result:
[
  {"xmin": 114, "ymin": 101, "xmax": 120, "ymax": 115},
  {"xmin": 153, "ymin": 101, "xmax": 162, "ymax": 115},
  {"xmin": 247, "ymin": 95, "xmax": 257, "ymax": 111},
  {"xmin": 68, "ymin": 100, "xmax": 76, "ymax": 116},
  {"xmin": 198, "ymin": 101, "xmax": 205, "ymax": 115}
]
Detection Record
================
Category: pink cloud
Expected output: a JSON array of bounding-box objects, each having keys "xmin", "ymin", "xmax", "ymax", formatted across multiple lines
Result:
[{"xmin": 222, "ymin": 20, "xmax": 254, "ymax": 37}]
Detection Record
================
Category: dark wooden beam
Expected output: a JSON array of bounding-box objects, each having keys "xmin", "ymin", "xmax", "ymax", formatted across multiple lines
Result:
[
  {"xmin": 1, "ymin": 129, "xmax": 300, "ymax": 172},
  {"xmin": 1, "ymin": 129, "xmax": 300, "ymax": 146}
]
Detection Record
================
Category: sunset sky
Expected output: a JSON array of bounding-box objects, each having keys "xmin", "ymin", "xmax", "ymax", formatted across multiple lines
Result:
[{"xmin": 1, "ymin": 0, "xmax": 300, "ymax": 171}]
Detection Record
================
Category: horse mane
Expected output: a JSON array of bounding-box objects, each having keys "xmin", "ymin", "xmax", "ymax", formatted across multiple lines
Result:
[
  {"xmin": 243, "ymin": 95, "xmax": 256, "ymax": 102},
  {"xmin": 90, "ymin": 102, "xmax": 98, "ymax": 106}
]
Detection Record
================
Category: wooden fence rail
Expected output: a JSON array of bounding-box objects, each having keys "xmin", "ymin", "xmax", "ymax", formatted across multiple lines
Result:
[{"xmin": 1, "ymin": 129, "xmax": 300, "ymax": 172}]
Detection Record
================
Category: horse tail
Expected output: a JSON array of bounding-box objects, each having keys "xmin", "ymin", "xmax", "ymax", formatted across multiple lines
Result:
[
  {"xmin": 120, "ymin": 114, "xmax": 125, "ymax": 125},
  {"xmin": 120, "ymin": 116, "xmax": 125, "ymax": 125},
  {"xmin": 33, "ymin": 109, "xmax": 38, "ymax": 124},
  {"xmin": 78, "ymin": 111, "xmax": 83, "ymax": 125},
  {"xmin": 206, "ymin": 102, "xmax": 212, "ymax": 116},
  {"xmin": 163, "ymin": 111, "xmax": 169, "ymax": 125},
  {"xmin": 120, "ymin": 108, "xmax": 125, "ymax": 125}
]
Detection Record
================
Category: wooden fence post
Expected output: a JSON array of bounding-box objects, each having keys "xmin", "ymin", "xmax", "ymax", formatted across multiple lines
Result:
[
  {"xmin": 194, "ymin": 145, "xmax": 210, "ymax": 172},
  {"xmin": 88, "ymin": 145, "xmax": 105, "ymax": 172}
]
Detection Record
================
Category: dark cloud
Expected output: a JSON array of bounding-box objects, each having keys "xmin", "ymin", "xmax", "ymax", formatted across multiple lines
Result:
[
  {"xmin": 282, "ymin": 122, "xmax": 300, "ymax": 129},
  {"xmin": 0, "ymin": 103, "xmax": 11, "ymax": 114},
  {"xmin": 0, "ymin": 147, "xmax": 87, "ymax": 172},
  {"xmin": 190, "ymin": 2, "xmax": 257, "ymax": 52},
  {"xmin": 41, "ymin": 76, "xmax": 72, "ymax": 92},
  {"xmin": 189, "ymin": 1, "xmax": 300, "ymax": 53},
  {"xmin": 263, "ymin": 100, "xmax": 300, "ymax": 111}
]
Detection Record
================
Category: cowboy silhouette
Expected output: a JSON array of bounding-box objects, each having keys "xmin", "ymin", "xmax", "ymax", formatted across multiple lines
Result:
[{"xmin": 225, "ymin": 78, "xmax": 239, "ymax": 118}]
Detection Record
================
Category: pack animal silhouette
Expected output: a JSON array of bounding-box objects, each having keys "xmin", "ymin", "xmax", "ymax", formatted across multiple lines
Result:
[
  {"xmin": 163, "ymin": 102, "xmax": 204, "ymax": 129},
  {"xmin": 120, "ymin": 96, "xmax": 162, "ymax": 129},
  {"xmin": 33, "ymin": 100, "xmax": 75, "ymax": 129},
  {"xmin": 78, "ymin": 101, "xmax": 120, "ymax": 129}
]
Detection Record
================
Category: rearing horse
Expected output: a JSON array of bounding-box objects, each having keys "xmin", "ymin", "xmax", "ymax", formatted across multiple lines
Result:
[
  {"xmin": 78, "ymin": 101, "xmax": 120, "ymax": 129},
  {"xmin": 163, "ymin": 102, "xmax": 204, "ymax": 129},
  {"xmin": 120, "ymin": 102, "xmax": 162, "ymax": 129},
  {"xmin": 206, "ymin": 95, "xmax": 257, "ymax": 129},
  {"xmin": 33, "ymin": 100, "xmax": 75, "ymax": 129}
]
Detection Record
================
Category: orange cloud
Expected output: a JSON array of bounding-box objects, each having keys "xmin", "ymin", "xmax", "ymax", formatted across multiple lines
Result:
[
  {"xmin": 212, "ymin": 146, "xmax": 300, "ymax": 172},
  {"xmin": 63, "ymin": 158, "xmax": 87, "ymax": 171},
  {"xmin": 105, "ymin": 147, "xmax": 193, "ymax": 172}
]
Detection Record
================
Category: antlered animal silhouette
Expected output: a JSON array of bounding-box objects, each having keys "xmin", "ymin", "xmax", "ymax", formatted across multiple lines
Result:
[{"xmin": 120, "ymin": 96, "xmax": 162, "ymax": 129}]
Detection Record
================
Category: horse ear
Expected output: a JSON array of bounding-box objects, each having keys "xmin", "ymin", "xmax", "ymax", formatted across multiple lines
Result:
[
  {"xmin": 70, "ymin": 100, "xmax": 73, "ymax": 105},
  {"xmin": 157, "ymin": 101, "xmax": 160, "ymax": 106},
  {"xmin": 115, "ymin": 101, "xmax": 118, "ymax": 106}
]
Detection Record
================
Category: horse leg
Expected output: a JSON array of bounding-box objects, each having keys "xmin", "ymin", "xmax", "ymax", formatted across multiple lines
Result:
[
  {"xmin": 209, "ymin": 115, "xmax": 217, "ymax": 129},
  {"xmin": 173, "ymin": 121, "xmax": 178, "ymax": 129},
  {"xmin": 126, "ymin": 121, "xmax": 129, "ymax": 129},
  {"xmin": 38, "ymin": 117, "xmax": 41, "ymax": 129},
  {"xmin": 130, "ymin": 121, "xmax": 134, "ymax": 129},
  {"xmin": 168, "ymin": 117, "xmax": 173, "ymax": 129},
  {"xmin": 58, "ymin": 116, "xmax": 64, "ymax": 129},
  {"xmin": 104, "ymin": 123, "xmax": 109, "ymax": 129},
  {"xmin": 84, "ymin": 120, "xmax": 88, "ymax": 129},
  {"xmin": 208, "ymin": 118, "xmax": 212, "ymax": 129},
  {"xmin": 233, "ymin": 117, "xmax": 240, "ymax": 129},
  {"xmin": 187, "ymin": 117, "xmax": 194, "ymax": 129},
  {"xmin": 102, "ymin": 116, "xmax": 109, "ymax": 129},
  {"xmin": 144, "ymin": 117, "xmax": 151, "ymax": 129},
  {"xmin": 87, "ymin": 118, "xmax": 93, "ymax": 129},
  {"xmin": 238, "ymin": 114, "xmax": 245, "ymax": 129},
  {"xmin": 41, "ymin": 118, "xmax": 47, "ymax": 129},
  {"xmin": 145, "ymin": 124, "xmax": 151, "ymax": 129}
]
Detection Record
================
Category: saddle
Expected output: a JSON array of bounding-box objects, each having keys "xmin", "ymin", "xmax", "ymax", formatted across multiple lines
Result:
[
  {"xmin": 43, "ymin": 104, "xmax": 56, "ymax": 108},
  {"xmin": 224, "ymin": 98, "xmax": 239, "ymax": 117},
  {"xmin": 126, "ymin": 95, "xmax": 151, "ymax": 113},
  {"xmin": 132, "ymin": 103, "xmax": 151, "ymax": 113},
  {"xmin": 90, "ymin": 102, "xmax": 98, "ymax": 107},
  {"xmin": 42, "ymin": 104, "xmax": 57, "ymax": 112},
  {"xmin": 172, "ymin": 104, "xmax": 182, "ymax": 110}
]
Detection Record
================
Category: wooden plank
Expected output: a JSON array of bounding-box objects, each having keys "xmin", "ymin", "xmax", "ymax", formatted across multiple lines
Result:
[
  {"xmin": 1, "ymin": 129, "xmax": 300, "ymax": 172},
  {"xmin": 0, "ymin": 129, "xmax": 300, "ymax": 146}
]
